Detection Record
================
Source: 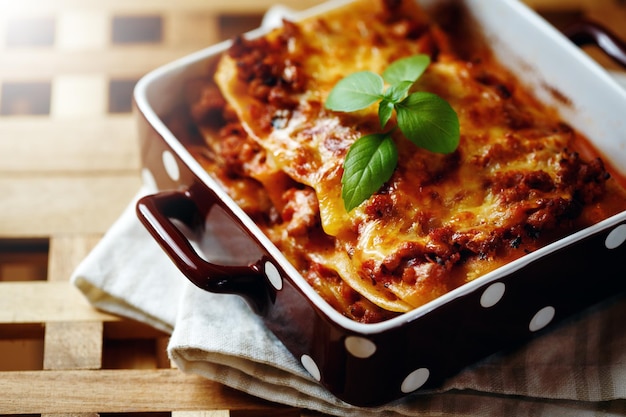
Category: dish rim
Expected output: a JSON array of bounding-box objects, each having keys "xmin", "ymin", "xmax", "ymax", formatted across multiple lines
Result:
[{"xmin": 133, "ymin": 0, "xmax": 626, "ymax": 335}]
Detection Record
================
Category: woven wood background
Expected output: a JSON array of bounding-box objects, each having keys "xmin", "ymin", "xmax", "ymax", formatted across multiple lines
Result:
[{"xmin": 1, "ymin": 0, "xmax": 624, "ymax": 415}]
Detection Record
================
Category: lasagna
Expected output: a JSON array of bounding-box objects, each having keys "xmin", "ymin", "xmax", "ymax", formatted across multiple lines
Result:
[{"xmin": 169, "ymin": 0, "xmax": 626, "ymax": 323}]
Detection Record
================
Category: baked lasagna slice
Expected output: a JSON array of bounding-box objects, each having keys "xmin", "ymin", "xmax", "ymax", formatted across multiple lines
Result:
[{"xmin": 184, "ymin": 0, "xmax": 623, "ymax": 322}]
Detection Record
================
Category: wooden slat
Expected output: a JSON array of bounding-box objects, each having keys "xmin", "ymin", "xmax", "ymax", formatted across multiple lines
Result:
[
  {"xmin": 174, "ymin": 412, "xmax": 231, "ymax": 417},
  {"xmin": 48, "ymin": 235, "xmax": 103, "ymax": 282},
  {"xmin": 0, "ymin": 281, "xmax": 119, "ymax": 323},
  {"xmin": 173, "ymin": 411, "xmax": 305, "ymax": 417},
  {"xmin": 43, "ymin": 321, "xmax": 103, "ymax": 370},
  {"xmin": 42, "ymin": 412, "xmax": 100, "ymax": 417},
  {"xmin": 0, "ymin": 0, "xmax": 616, "ymax": 15},
  {"xmin": 0, "ymin": 369, "xmax": 297, "ymax": 414},
  {"xmin": 0, "ymin": 118, "xmax": 139, "ymax": 173},
  {"xmin": 0, "ymin": 0, "xmax": 322, "ymax": 15},
  {"xmin": 0, "ymin": 47, "xmax": 218, "ymax": 79},
  {"xmin": 44, "ymin": 235, "xmax": 105, "ymax": 370},
  {"xmin": 162, "ymin": 12, "xmax": 222, "ymax": 46},
  {"xmin": 0, "ymin": 175, "xmax": 141, "ymax": 237},
  {"xmin": 53, "ymin": 11, "xmax": 223, "ymax": 50}
]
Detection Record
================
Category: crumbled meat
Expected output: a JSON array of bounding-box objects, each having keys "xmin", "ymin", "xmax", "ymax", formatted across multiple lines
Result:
[
  {"xmin": 281, "ymin": 188, "xmax": 320, "ymax": 236},
  {"xmin": 558, "ymin": 151, "xmax": 609, "ymax": 204},
  {"xmin": 364, "ymin": 194, "xmax": 395, "ymax": 219},
  {"xmin": 216, "ymin": 123, "xmax": 262, "ymax": 178},
  {"xmin": 228, "ymin": 23, "xmax": 306, "ymax": 106}
]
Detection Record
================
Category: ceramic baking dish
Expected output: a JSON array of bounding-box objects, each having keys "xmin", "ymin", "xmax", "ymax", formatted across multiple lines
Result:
[{"xmin": 133, "ymin": 0, "xmax": 626, "ymax": 406}]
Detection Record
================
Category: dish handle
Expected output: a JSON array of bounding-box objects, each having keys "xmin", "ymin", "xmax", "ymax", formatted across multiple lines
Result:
[
  {"xmin": 564, "ymin": 20, "xmax": 626, "ymax": 69},
  {"xmin": 136, "ymin": 190, "xmax": 274, "ymax": 315}
]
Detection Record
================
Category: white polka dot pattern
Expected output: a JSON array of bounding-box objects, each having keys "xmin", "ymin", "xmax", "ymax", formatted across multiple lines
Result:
[
  {"xmin": 162, "ymin": 149, "xmax": 180, "ymax": 181},
  {"xmin": 301, "ymin": 355, "xmax": 321, "ymax": 381},
  {"xmin": 264, "ymin": 261, "xmax": 283, "ymax": 291},
  {"xmin": 605, "ymin": 224, "xmax": 626, "ymax": 250},
  {"xmin": 400, "ymin": 368, "xmax": 430, "ymax": 393},
  {"xmin": 480, "ymin": 282, "xmax": 506, "ymax": 308},
  {"xmin": 529, "ymin": 306, "xmax": 555, "ymax": 332},
  {"xmin": 344, "ymin": 336, "xmax": 377, "ymax": 359}
]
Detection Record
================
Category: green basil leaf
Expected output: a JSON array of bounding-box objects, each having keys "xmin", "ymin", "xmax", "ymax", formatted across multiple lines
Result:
[
  {"xmin": 341, "ymin": 133, "xmax": 398, "ymax": 211},
  {"xmin": 382, "ymin": 54, "xmax": 430, "ymax": 85},
  {"xmin": 325, "ymin": 71, "xmax": 384, "ymax": 112},
  {"xmin": 395, "ymin": 92, "xmax": 460, "ymax": 154},
  {"xmin": 378, "ymin": 99, "xmax": 395, "ymax": 129},
  {"xmin": 384, "ymin": 80, "xmax": 413, "ymax": 103}
]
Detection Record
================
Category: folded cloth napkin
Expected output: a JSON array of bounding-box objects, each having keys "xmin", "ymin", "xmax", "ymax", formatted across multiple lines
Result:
[{"xmin": 71, "ymin": 186, "xmax": 626, "ymax": 417}]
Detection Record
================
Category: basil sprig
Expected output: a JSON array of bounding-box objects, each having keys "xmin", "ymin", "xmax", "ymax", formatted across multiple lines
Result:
[{"xmin": 325, "ymin": 55, "xmax": 460, "ymax": 211}]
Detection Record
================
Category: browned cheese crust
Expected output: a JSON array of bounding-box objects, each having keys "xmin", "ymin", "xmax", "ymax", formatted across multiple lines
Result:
[{"xmin": 167, "ymin": 0, "xmax": 626, "ymax": 323}]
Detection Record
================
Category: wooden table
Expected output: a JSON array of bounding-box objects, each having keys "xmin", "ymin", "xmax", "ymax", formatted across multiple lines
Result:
[{"xmin": 1, "ymin": 0, "xmax": 624, "ymax": 415}]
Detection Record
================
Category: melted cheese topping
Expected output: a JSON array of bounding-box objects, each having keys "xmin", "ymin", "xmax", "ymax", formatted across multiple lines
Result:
[
  {"xmin": 215, "ymin": 0, "xmax": 436, "ymax": 236},
  {"xmin": 180, "ymin": 0, "xmax": 626, "ymax": 322}
]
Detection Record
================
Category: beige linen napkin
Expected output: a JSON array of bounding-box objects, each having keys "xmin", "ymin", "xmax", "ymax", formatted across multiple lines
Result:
[{"xmin": 71, "ymin": 186, "xmax": 626, "ymax": 417}]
